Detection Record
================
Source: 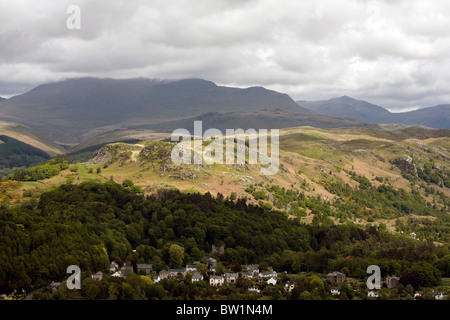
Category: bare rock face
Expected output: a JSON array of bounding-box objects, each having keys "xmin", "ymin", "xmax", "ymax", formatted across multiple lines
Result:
[
  {"xmin": 390, "ymin": 155, "xmax": 417, "ymax": 176},
  {"xmin": 85, "ymin": 145, "xmax": 114, "ymax": 165}
]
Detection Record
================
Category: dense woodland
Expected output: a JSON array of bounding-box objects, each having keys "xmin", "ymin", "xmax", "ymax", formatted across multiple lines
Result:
[{"xmin": 0, "ymin": 180, "xmax": 449, "ymax": 299}]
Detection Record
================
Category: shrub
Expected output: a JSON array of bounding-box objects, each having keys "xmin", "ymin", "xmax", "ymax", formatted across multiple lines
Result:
[{"xmin": 252, "ymin": 190, "xmax": 266, "ymax": 200}]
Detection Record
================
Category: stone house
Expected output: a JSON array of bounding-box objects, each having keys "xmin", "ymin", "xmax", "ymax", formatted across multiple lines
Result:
[
  {"xmin": 168, "ymin": 268, "xmax": 187, "ymax": 278},
  {"xmin": 158, "ymin": 270, "xmax": 169, "ymax": 280},
  {"xmin": 137, "ymin": 264, "xmax": 153, "ymax": 275},
  {"xmin": 326, "ymin": 271, "xmax": 346, "ymax": 284},
  {"xmin": 91, "ymin": 271, "xmax": 103, "ymax": 280},
  {"xmin": 245, "ymin": 264, "xmax": 260, "ymax": 275},
  {"xmin": 225, "ymin": 273, "xmax": 238, "ymax": 283},
  {"xmin": 386, "ymin": 276, "xmax": 400, "ymax": 288},
  {"xmin": 241, "ymin": 271, "xmax": 254, "ymax": 279},
  {"xmin": 120, "ymin": 264, "xmax": 134, "ymax": 277}
]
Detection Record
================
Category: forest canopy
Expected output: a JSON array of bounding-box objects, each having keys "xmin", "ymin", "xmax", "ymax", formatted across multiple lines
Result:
[{"xmin": 0, "ymin": 181, "xmax": 448, "ymax": 297}]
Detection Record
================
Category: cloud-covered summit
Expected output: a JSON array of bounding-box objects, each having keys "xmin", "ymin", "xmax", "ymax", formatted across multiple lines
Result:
[{"xmin": 1, "ymin": 0, "xmax": 450, "ymax": 110}]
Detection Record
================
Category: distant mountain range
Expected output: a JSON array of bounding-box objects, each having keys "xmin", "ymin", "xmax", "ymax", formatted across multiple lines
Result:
[
  {"xmin": 0, "ymin": 78, "xmax": 306, "ymax": 145},
  {"xmin": 297, "ymin": 96, "xmax": 450, "ymax": 129},
  {"xmin": 0, "ymin": 78, "xmax": 448, "ymax": 155},
  {"xmin": 0, "ymin": 78, "xmax": 384, "ymax": 147},
  {"xmin": 0, "ymin": 97, "xmax": 5, "ymax": 102}
]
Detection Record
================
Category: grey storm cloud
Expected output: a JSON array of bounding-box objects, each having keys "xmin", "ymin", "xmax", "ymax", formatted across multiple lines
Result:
[{"xmin": 1, "ymin": 0, "xmax": 450, "ymax": 110}]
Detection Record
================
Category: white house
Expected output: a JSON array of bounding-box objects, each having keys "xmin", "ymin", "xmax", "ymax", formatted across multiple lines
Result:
[
  {"xmin": 209, "ymin": 275, "xmax": 224, "ymax": 286},
  {"xmin": 192, "ymin": 272, "xmax": 203, "ymax": 282},
  {"xmin": 368, "ymin": 290, "xmax": 379, "ymax": 298},
  {"xmin": 248, "ymin": 286, "xmax": 260, "ymax": 294},
  {"xmin": 110, "ymin": 261, "xmax": 119, "ymax": 273},
  {"xmin": 259, "ymin": 271, "xmax": 277, "ymax": 279},
  {"xmin": 112, "ymin": 271, "xmax": 123, "ymax": 277},
  {"xmin": 186, "ymin": 264, "xmax": 197, "ymax": 273},
  {"xmin": 433, "ymin": 292, "xmax": 445, "ymax": 300},
  {"xmin": 330, "ymin": 287, "xmax": 341, "ymax": 296},
  {"xmin": 267, "ymin": 277, "xmax": 277, "ymax": 285}
]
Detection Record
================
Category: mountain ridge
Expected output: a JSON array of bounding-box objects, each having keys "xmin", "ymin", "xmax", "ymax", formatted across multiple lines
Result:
[
  {"xmin": 297, "ymin": 96, "xmax": 450, "ymax": 129},
  {"xmin": 0, "ymin": 77, "xmax": 307, "ymax": 145}
]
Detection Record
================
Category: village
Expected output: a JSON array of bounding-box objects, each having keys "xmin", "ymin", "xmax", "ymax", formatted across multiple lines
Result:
[{"xmin": 29, "ymin": 256, "xmax": 445, "ymax": 301}]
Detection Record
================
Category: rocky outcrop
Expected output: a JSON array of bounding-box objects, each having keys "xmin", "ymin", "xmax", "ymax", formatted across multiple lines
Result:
[
  {"xmin": 85, "ymin": 144, "xmax": 114, "ymax": 165},
  {"xmin": 390, "ymin": 155, "xmax": 417, "ymax": 176},
  {"xmin": 86, "ymin": 143, "xmax": 139, "ymax": 165}
]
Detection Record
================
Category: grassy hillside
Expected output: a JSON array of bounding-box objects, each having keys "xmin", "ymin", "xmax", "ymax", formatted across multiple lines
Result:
[
  {"xmin": 8, "ymin": 126, "xmax": 448, "ymax": 245},
  {"xmin": 0, "ymin": 121, "xmax": 66, "ymax": 176},
  {"xmin": 0, "ymin": 121, "xmax": 64, "ymax": 156}
]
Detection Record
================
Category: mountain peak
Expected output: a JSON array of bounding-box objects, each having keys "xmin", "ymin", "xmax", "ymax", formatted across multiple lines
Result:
[
  {"xmin": 0, "ymin": 77, "xmax": 302, "ymax": 144},
  {"xmin": 337, "ymin": 95, "xmax": 355, "ymax": 101},
  {"xmin": 172, "ymin": 78, "xmax": 217, "ymax": 85}
]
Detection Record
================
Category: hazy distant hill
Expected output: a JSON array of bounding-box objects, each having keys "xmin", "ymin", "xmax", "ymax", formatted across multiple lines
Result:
[
  {"xmin": 0, "ymin": 97, "xmax": 5, "ymax": 102},
  {"xmin": 0, "ymin": 78, "xmax": 305, "ymax": 144},
  {"xmin": 392, "ymin": 104, "xmax": 450, "ymax": 129},
  {"xmin": 62, "ymin": 108, "xmax": 381, "ymax": 151},
  {"xmin": 297, "ymin": 96, "xmax": 392, "ymax": 123},
  {"xmin": 297, "ymin": 96, "xmax": 450, "ymax": 129},
  {"xmin": 139, "ymin": 108, "xmax": 380, "ymax": 133}
]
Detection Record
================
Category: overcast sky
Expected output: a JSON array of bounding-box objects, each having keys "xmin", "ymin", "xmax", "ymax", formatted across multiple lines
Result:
[{"xmin": 1, "ymin": 0, "xmax": 450, "ymax": 111}]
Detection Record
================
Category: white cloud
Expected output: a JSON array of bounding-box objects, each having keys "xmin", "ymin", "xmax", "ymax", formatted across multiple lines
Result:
[{"xmin": 0, "ymin": 0, "xmax": 449, "ymax": 110}]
